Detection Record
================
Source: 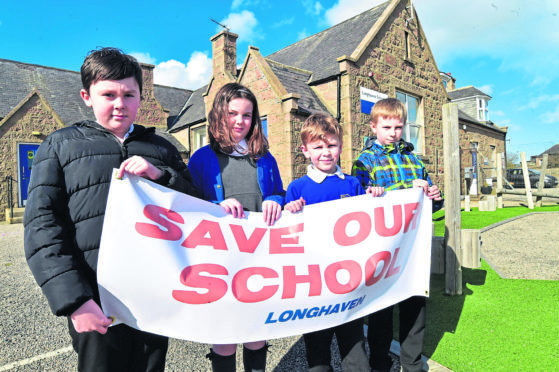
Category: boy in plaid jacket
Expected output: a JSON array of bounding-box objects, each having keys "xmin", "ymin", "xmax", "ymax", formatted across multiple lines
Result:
[{"xmin": 352, "ymin": 98, "xmax": 443, "ymax": 372}]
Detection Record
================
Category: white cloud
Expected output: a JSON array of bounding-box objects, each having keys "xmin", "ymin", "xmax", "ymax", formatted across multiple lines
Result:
[
  {"xmin": 219, "ymin": 10, "xmax": 259, "ymax": 43},
  {"xmin": 153, "ymin": 51, "xmax": 212, "ymax": 90},
  {"xmin": 518, "ymin": 94, "xmax": 559, "ymax": 110},
  {"xmin": 231, "ymin": 0, "xmax": 259, "ymax": 10},
  {"xmin": 413, "ymin": 0, "xmax": 559, "ymax": 79},
  {"xmin": 540, "ymin": 104, "xmax": 559, "ymax": 124},
  {"xmin": 272, "ymin": 17, "xmax": 295, "ymax": 28},
  {"xmin": 302, "ymin": 0, "xmax": 324, "ymax": 16},
  {"xmin": 478, "ymin": 84, "xmax": 493, "ymax": 95},
  {"xmin": 297, "ymin": 29, "xmax": 309, "ymax": 41},
  {"xmin": 130, "ymin": 52, "xmax": 156, "ymax": 65},
  {"xmin": 324, "ymin": 0, "xmax": 385, "ymax": 26},
  {"xmin": 231, "ymin": 0, "xmax": 244, "ymax": 9},
  {"xmin": 491, "ymin": 110, "xmax": 505, "ymax": 117}
]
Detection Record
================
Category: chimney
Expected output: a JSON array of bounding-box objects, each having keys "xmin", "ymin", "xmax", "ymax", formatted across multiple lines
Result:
[
  {"xmin": 447, "ymin": 76, "xmax": 456, "ymax": 90},
  {"xmin": 211, "ymin": 31, "xmax": 238, "ymax": 77},
  {"xmin": 139, "ymin": 63, "xmax": 155, "ymax": 99}
]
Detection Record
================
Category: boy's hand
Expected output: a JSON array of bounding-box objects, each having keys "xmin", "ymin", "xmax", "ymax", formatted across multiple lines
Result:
[
  {"xmin": 117, "ymin": 156, "xmax": 164, "ymax": 180},
  {"xmin": 220, "ymin": 198, "xmax": 245, "ymax": 218},
  {"xmin": 70, "ymin": 299, "xmax": 113, "ymax": 334},
  {"xmin": 262, "ymin": 200, "xmax": 282, "ymax": 226},
  {"xmin": 284, "ymin": 197, "xmax": 306, "ymax": 213},
  {"xmin": 412, "ymin": 179, "xmax": 430, "ymax": 194},
  {"xmin": 366, "ymin": 186, "xmax": 385, "ymax": 197},
  {"xmin": 428, "ymin": 185, "xmax": 442, "ymax": 200}
]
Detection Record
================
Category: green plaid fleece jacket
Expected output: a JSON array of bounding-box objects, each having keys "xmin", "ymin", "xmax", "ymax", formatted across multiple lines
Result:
[{"xmin": 352, "ymin": 137, "xmax": 444, "ymax": 211}]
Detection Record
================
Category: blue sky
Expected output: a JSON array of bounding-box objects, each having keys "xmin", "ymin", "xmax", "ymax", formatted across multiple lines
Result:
[{"xmin": 1, "ymin": 0, "xmax": 558, "ymax": 157}]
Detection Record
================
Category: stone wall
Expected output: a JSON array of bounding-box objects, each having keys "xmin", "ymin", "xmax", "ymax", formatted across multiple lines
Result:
[
  {"xmin": 341, "ymin": 0, "xmax": 448, "ymax": 188},
  {"xmin": 136, "ymin": 63, "xmax": 168, "ymax": 129},
  {"xmin": 0, "ymin": 94, "xmax": 65, "ymax": 219},
  {"xmin": 459, "ymin": 123, "xmax": 506, "ymax": 183}
]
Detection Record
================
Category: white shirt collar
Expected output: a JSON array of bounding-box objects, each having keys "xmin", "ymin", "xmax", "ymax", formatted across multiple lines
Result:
[
  {"xmin": 228, "ymin": 139, "xmax": 249, "ymax": 157},
  {"xmin": 306, "ymin": 164, "xmax": 345, "ymax": 183},
  {"xmin": 124, "ymin": 124, "xmax": 134, "ymax": 140}
]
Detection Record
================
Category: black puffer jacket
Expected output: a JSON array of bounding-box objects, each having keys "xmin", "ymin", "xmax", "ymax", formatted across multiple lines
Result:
[{"xmin": 24, "ymin": 121, "xmax": 196, "ymax": 316}]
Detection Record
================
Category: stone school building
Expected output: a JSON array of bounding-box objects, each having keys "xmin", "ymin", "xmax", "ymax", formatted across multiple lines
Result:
[
  {"xmin": 0, "ymin": 0, "xmax": 506, "ymax": 221},
  {"xmin": 169, "ymin": 0, "xmax": 506, "ymax": 191}
]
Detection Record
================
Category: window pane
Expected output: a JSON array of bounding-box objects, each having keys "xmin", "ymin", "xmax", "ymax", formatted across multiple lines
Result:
[
  {"xmin": 192, "ymin": 126, "xmax": 207, "ymax": 152},
  {"xmin": 396, "ymin": 91, "xmax": 406, "ymax": 103},
  {"xmin": 408, "ymin": 124, "xmax": 420, "ymax": 150},
  {"xmin": 408, "ymin": 96, "xmax": 417, "ymax": 123},
  {"xmin": 262, "ymin": 118, "xmax": 268, "ymax": 137}
]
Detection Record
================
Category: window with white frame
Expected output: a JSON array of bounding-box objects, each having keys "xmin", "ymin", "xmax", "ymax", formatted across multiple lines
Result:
[
  {"xmin": 477, "ymin": 97, "xmax": 488, "ymax": 121},
  {"xmin": 396, "ymin": 91, "xmax": 423, "ymax": 153},
  {"xmin": 191, "ymin": 125, "xmax": 207, "ymax": 154}
]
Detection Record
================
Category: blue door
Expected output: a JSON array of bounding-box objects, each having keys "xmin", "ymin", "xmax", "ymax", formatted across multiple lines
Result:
[{"xmin": 18, "ymin": 143, "xmax": 40, "ymax": 206}]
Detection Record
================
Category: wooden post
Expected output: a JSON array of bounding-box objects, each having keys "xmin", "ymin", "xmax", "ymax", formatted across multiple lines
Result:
[
  {"xmin": 536, "ymin": 154, "xmax": 548, "ymax": 207},
  {"xmin": 443, "ymin": 103, "xmax": 462, "ymax": 295},
  {"xmin": 461, "ymin": 229, "xmax": 481, "ymax": 268},
  {"xmin": 475, "ymin": 151, "xmax": 481, "ymax": 196},
  {"xmin": 464, "ymin": 195, "xmax": 471, "ymax": 212},
  {"xmin": 496, "ymin": 152, "xmax": 504, "ymax": 208},
  {"xmin": 520, "ymin": 152, "xmax": 534, "ymax": 209}
]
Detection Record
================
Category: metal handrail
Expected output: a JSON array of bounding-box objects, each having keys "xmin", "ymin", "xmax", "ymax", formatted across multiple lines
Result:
[{"xmin": 5, "ymin": 176, "xmax": 17, "ymax": 220}]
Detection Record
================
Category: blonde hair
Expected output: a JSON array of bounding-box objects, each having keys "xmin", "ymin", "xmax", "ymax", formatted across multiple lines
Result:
[
  {"xmin": 301, "ymin": 113, "xmax": 343, "ymax": 146},
  {"xmin": 370, "ymin": 98, "xmax": 407, "ymax": 125}
]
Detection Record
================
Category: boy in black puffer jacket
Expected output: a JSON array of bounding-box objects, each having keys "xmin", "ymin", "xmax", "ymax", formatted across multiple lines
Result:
[{"xmin": 23, "ymin": 47, "xmax": 196, "ymax": 372}]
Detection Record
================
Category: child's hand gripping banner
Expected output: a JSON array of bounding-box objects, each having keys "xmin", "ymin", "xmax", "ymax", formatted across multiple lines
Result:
[{"xmin": 98, "ymin": 172, "xmax": 432, "ymax": 344}]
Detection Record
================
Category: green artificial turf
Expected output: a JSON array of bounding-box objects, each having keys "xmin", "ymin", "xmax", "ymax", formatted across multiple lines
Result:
[
  {"xmin": 432, "ymin": 204, "xmax": 559, "ymax": 237},
  {"xmin": 422, "ymin": 205, "xmax": 559, "ymax": 371},
  {"xmin": 425, "ymin": 262, "xmax": 559, "ymax": 371}
]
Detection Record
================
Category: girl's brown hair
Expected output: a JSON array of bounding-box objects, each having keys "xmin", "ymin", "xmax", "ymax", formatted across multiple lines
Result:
[{"xmin": 207, "ymin": 83, "xmax": 268, "ymax": 159}]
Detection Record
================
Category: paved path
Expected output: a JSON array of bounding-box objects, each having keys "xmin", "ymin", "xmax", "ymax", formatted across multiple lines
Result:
[{"xmin": 481, "ymin": 212, "xmax": 559, "ymax": 280}]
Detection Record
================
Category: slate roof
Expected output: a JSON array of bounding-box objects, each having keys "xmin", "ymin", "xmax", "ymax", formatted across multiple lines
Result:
[
  {"xmin": 153, "ymin": 85, "xmax": 192, "ymax": 129},
  {"xmin": 266, "ymin": 60, "xmax": 329, "ymax": 114},
  {"xmin": 541, "ymin": 144, "xmax": 559, "ymax": 155},
  {"xmin": 0, "ymin": 58, "xmax": 191, "ymax": 130},
  {"xmin": 155, "ymin": 129, "xmax": 188, "ymax": 153},
  {"xmin": 266, "ymin": 1, "xmax": 390, "ymax": 83},
  {"xmin": 0, "ymin": 58, "xmax": 94, "ymax": 123},
  {"xmin": 169, "ymin": 85, "xmax": 208, "ymax": 132},
  {"xmin": 448, "ymin": 86, "xmax": 491, "ymax": 100}
]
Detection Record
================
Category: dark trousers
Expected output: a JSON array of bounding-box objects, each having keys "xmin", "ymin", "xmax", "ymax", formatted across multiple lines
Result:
[
  {"xmin": 304, "ymin": 318, "xmax": 369, "ymax": 372},
  {"xmin": 68, "ymin": 318, "xmax": 168, "ymax": 372},
  {"xmin": 367, "ymin": 296, "xmax": 426, "ymax": 372}
]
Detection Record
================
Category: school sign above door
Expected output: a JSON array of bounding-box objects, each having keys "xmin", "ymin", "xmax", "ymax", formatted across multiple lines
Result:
[{"xmin": 360, "ymin": 87, "xmax": 388, "ymax": 115}]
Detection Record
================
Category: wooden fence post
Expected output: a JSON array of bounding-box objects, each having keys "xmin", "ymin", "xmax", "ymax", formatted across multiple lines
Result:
[
  {"xmin": 461, "ymin": 229, "xmax": 481, "ymax": 268},
  {"xmin": 496, "ymin": 152, "xmax": 504, "ymax": 208},
  {"xmin": 520, "ymin": 152, "xmax": 534, "ymax": 209},
  {"xmin": 536, "ymin": 154, "xmax": 548, "ymax": 207},
  {"xmin": 443, "ymin": 103, "xmax": 462, "ymax": 295}
]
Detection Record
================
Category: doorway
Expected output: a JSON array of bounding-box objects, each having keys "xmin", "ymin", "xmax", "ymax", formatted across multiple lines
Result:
[{"xmin": 17, "ymin": 143, "xmax": 40, "ymax": 207}]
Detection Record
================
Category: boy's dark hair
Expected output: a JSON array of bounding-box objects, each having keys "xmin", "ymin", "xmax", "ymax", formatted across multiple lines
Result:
[
  {"xmin": 370, "ymin": 98, "xmax": 407, "ymax": 125},
  {"xmin": 207, "ymin": 82, "xmax": 268, "ymax": 159},
  {"xmin": 301, "ymin": 113, "xmax": 343, "ymax": 146},
  {"xmin": 81, "ymin": 47, "xmax": 143, "ymax": 95}
]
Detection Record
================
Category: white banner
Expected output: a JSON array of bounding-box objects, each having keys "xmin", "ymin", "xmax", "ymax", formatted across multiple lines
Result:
[{"xmin": 98, "ymin": 172, "xmax": 432, "ymax": 344}]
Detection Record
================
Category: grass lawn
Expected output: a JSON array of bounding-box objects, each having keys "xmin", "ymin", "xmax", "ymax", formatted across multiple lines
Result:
[
  {"xmin": 422, "ymin": 205, "xmax": 559, "ymax": 371},
  {"xmin": 432, "ymin": 204, "xmax": 559, "ymax": 237}
]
